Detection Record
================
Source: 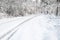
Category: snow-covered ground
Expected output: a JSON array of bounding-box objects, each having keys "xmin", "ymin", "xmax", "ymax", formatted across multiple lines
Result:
[{"xmin": 0, "ymin": 14, "xmax": 60, "ymax": 40}]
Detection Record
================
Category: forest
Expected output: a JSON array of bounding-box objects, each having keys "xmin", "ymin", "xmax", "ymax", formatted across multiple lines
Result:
[{"xmin": 0, "ymin": 0, "xmax": 59, "ymax": 18}]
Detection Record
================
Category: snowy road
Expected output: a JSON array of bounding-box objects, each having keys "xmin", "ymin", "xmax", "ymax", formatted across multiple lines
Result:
[{"xmin": 0, "ymin": 14, "xmax": 60, "ymax": 40}]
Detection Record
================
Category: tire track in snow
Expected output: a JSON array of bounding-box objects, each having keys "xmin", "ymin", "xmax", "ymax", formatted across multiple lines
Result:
[{"xmin": 0, "ymin": 15, "xmax": 38, "ymax": 40}]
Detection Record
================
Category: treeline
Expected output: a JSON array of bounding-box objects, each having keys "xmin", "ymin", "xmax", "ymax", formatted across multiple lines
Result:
[{"xmin": 0, "ymin": 0, "xmax": 57, "ymax": 17}]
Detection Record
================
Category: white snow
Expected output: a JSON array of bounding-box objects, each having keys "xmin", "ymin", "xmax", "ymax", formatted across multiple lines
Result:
[{"xmin": 0, "ymin": 14, "xmax": 59, "ymax": 40}]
